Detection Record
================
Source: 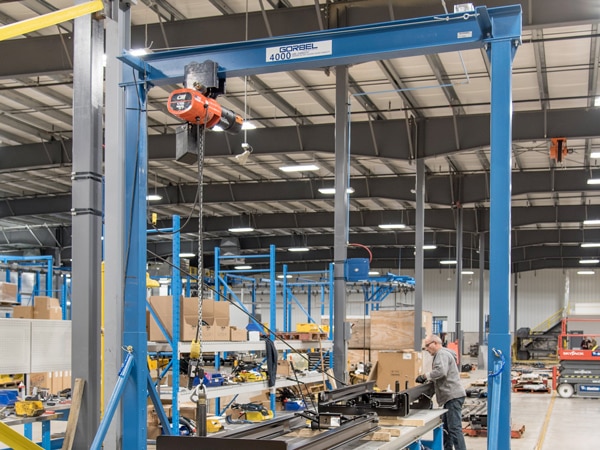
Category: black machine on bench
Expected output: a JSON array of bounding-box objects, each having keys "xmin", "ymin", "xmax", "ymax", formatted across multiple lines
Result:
[{"xmin": 156, "ymin": 382, "xmax": 435, "ymax": 450}]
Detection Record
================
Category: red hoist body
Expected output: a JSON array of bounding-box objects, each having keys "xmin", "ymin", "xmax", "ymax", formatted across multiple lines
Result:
[
  {"xmin": 167, "ymin": 88, "xmax": 243, "ymax": 133},
  {"xmin": 549, "ymin": 137, "xmax": 568, "ymax": 162}
]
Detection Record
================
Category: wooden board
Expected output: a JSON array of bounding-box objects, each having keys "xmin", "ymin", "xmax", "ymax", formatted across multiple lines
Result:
[
  {"xmin": 322, "ymin": 317, "xmax": 370, "ymax": 348},
  {"xmin": 378, "ymin": 409, "xmax": 442, "ymax": 427},
  {"xmin": 61, "ymin": 378, "xmax": 85, "ymax": 450},
  {"xmin": 370, "ymin": 310, "xmax": 432, "ymax": 350},
  {"xmin": 348, "ymin": 349, "xmax": 371, "ymax": 367}
]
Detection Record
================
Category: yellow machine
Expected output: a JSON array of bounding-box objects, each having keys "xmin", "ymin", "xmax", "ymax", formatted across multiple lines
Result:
[
  {"xmin": 227, "ymin": 403, "xmax": 273, "ymax": 423},
  {"xmin": 206, "ymin": 417, "xmax": 223, "ymax": 433},
  {"xmin": 14, "ymin": 400, "xmax": 44, "ymax": 417},
  {"xmin": 233, "ymin": 370, "xmax": 266, "ymax": 383}
]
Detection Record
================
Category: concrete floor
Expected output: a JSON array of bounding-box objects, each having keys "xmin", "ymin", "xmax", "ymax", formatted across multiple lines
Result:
[
  {"xmin": 463, "ymin": 369, "xmax": 600, "ymax": 450},
  {"xmin": 3, "ymin": 369, "xmax": 599, "ymax": 449}
]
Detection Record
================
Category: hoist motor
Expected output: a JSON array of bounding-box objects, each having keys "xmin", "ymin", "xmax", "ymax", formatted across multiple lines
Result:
[
  {"xmin": 167, "ymin": 88, "xmax": 242, "ymax": 133},
  {"xmin": 167, "ymin": 60, "xmax": 243, "ymax": 164}
]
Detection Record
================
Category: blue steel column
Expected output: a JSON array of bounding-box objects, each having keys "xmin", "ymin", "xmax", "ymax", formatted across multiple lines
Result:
[
  {"xmin": 171, "ymin": 215, "xmax": 181, "ymax": 434},
  {"xmin": 269, "ymin": 244, "xmax": 276, "ymax": 338},
  {"xmin": 488, "ymin": 37, "xmax": 517, "ymax": 450},
  {"xmin": 122, "ymin": 78, "xmax": 149, "ymax": 448}
]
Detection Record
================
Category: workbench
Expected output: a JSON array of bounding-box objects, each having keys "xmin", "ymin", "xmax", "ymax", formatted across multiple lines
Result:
[
  {"xmin": 157, "ymin": 409, "xmax": 445, "ymax": 450},
  {"xmin": 0, "ymin": 404, "xmax": 69, "ymax": 450},
  {"xmin": 337, "ymin": 409, "xmax": 445, "ymax": 450}
]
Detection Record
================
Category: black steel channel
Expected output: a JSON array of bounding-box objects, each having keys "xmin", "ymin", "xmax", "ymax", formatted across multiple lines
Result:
[{"xmin": 156, "ymin": 415, "xmax": 380, "ymax": 450}]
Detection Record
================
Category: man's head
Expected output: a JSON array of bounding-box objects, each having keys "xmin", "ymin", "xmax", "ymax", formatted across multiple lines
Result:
[{"xmin": 423, "ymin": 334, "xmax": 443, "ymax": 355}]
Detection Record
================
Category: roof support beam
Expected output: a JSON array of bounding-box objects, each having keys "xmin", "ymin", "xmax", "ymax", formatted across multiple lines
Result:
[
  {"xmin": 0, "ymin": 1, "xmax": 594, "ymax": 79},
  {"xmin": 2, "ymin": 107, "xmax": 599, "ymax": 172}
]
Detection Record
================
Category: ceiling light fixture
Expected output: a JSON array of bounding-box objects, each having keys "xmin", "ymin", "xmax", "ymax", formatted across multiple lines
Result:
[
  {"xmin": 146, "ymin": 194, "xmax": 162, "ymax": 201},
  {"xmin": 591, "ymin": 152, "xmax": 600, "ymax": 158},
  {"xmin": 595, "ymin": 97, "xmax": 600, "ymax": 107},
  {"xmin": 587, "ymin": 178, "xmax": 600, "ymax": 185},
  {"xmin": 584, "ymin": 219, "xmax": 600, "ymax": 225},
  {"xmin": 579, "ymin": 259, "xmax": 600, "ymax": 264},
  {"xmin": 179, "ymin": 252, "xmax": 196, "ymax": 258},
  {"xmin": 318, "ymin": 187, "xmax": 355, "ymax": 195},
  {"xmin": 288, "ymin": 247, "xmax": 309, "ymax": 252},
  {"xmin": 228, "ymin": 227, "xmax": 254, "ymax": 233},
  {"xmin": 279, "ymin": 164, "xmax": 320, "ymax": 172},
  {"xmin": 277, "ymin": 274, "xmax": 293, "ymax": 279},
  {"xmin": 129, "ymin": 48, "xmax": 149, "ymax": 56},
  {"xmin": 234, "ymin": 265, "xmax": 252, "ymax": 270},
  {"xmin": 581, "ymin": 243, "xmax": 600, "ymax": 248},
  {"xmin": 378, "ymin": 223, "xmax": 406, "ymax": 230},
  {"xmin": 423, "ymin": 244, "xmax": 437, "ymax": 250},
  {"xmin": 440, "ymin": 260, "xmax": 457, "ymax": 265},
  {"xmin": 235, "ymin": 142, "xmax": 253, "ymax": 165},
  {"xmin": 461, "ymin": 270, "xmax": 474, "ymax": 275},
  {"xmin": 577, "ymin": 270, "xmax": 595, "ymax": 275},
  {"xmin": 368, "ymin": 271, "xmax": 380, "ymax": 276},
  {"xmin": 241, "ymin": 121, "xmax": 256, "ymax": 130}
]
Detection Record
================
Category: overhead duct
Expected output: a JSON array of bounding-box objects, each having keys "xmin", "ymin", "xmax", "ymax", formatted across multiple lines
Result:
[{"xmin": 220, "ymin": 237, "xmax": 244, "ymax": 266}]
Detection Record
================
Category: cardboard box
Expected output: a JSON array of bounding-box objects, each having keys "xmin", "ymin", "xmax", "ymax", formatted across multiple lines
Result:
[
  {"xmin": 29, "ymin": 372, "xmax": 52, "ymax": 392},
  {"xmin": 147, "ymin": 405, "xmax": 161, "ymax": 439},
  {"xmin": 210, "ymin": 326, "xmax": 230, "ymax": 341},
  {"xmin": 12, "ymin": 305, "xmax": 34, "ymax": 319},
  {"xmin": 230, "ymin": 326, "xmax": 247, "ymax": 341},
  {"xmin": 0, "ymin": 282, "xmax": 17, "ymax": 302},
  {"xmin": 375, "ymin": 351, "xmax": 423, "ymax": 390},
  {"xmin": 34, "ymin": 296, "xmax": 60, "ymax": 309},
  {"xmin": 277, "ymin": 360, "xmax": 292, "ymax": 377},
  {"xmin": 33, "ymin": 296, "xmax": 62, "ymax": 320},
  {"xmin": 148, "ymin": 296, "xmax": 200, "ymax": 342},
  {"xmin": 200, "ymin": 325, "xmax": 215, "ymax": 341},
  {"xmin": 197, "ymin": 299, "xmax": 230, "ymax": 326}
]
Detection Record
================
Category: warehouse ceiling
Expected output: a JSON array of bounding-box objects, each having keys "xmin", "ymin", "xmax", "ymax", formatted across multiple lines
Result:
[{"xmin": 1, "ymin": 0, "xmax": 600, "ymax": 274}]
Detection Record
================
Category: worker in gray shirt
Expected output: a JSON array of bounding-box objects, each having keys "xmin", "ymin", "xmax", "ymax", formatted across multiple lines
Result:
[{"xmin": 416, "ymin": 334, "xmax": 467, "ymax": 450}]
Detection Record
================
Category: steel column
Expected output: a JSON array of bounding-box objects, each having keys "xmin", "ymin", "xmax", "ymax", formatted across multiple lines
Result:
[
  {"xmin": 104, "ymin": 1, "xmax": 130, "ymax": 447},
  {"xmin": 414, "ymin": 157, "xmax": 425, "ymax": 350},
  {"xmin": 478, "ymin": 231, "xmax": 486, "ymax": 345},
  {"xmin": 71, "ymin": 1, "xmax": 103, "ymax": 447},
  {"xmin": 487, "ymin": 37, "xmax": 518, "ymax": 450},
  {"xmin": 455, "ymin": 207, "xmax": 463, "ymax": 353},
  {"xmin": 333, "ymin": 66, "xmax": 350, "ymax": 384},
  {"xmin": 121, "ymin": 76, "xmax": 150, "ymax": 448},
  {"xmin": 171, "ymin": 215, "xmax": 181, "ymax": 434}
]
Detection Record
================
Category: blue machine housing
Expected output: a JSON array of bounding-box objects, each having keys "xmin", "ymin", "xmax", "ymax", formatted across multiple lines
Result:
[{"xmin": 344, "ymin": 258, "xmax": 370, "ymax": 282}]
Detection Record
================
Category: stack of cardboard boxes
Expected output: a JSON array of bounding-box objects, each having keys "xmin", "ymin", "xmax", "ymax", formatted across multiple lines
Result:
[
  {"xmin": 0, "ymin": 282, "xmax": 17, "ymax": 303},
  {"xmin": 29, "ymin": 370, "xmax": 72, "ymax": 395},
  {"xmin": 12, "ymin": 296, "xmax": 62, "ymax": 320},
  {"xmin": 147, "ymin": 296, "xmax": 247, "ymax": 342}
]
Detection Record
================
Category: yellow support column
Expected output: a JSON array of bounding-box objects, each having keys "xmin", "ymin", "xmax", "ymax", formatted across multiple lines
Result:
[
  {"xmin": 0, "ymin": 422, "xmax": 44, "ymax": 450},
  {"xmin": 0, "ymin": 0, "xmax": 104, "ymax": 41}
]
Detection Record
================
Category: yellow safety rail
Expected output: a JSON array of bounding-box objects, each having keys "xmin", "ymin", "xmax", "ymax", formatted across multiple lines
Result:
[
  {"xmin": 0, "ymin": 0, "xmax": 104, "ymax": 41},
  {"xmin": 0, "ymin": 422, "xmax": 44, "ymax": 450},
  {"xmin": 531, "ymin": 308, "xmax": 564, "ymax": 333}
]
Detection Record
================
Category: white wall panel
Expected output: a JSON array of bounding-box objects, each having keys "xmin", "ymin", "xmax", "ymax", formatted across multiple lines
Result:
[
  {"xmin": 244, "ymin": 269, "xmax": 600, "ymax": 335},
  {"xmin": 0, "ymin": 319, "xmax": 31, "ymax": 373}
]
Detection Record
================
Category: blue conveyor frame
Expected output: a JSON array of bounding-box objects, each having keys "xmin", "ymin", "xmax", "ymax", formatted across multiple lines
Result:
[{"xmin": 118, "ymin": 6, "xmax": 521, "ymax": 448}]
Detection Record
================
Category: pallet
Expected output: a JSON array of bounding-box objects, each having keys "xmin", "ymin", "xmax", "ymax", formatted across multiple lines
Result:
[
  {"xmin": 275, "ymin": 332, "xmax": 328, "ymax": 341},
  {"xmin": 463, "ymin": 423, "xmax": 525, "ymax": 439},
  {"xmin": 512, "ymin": 385, "xmax": 549, "ymax": 393}
]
